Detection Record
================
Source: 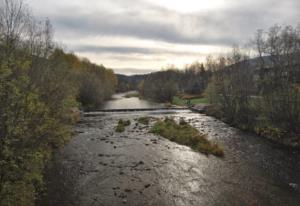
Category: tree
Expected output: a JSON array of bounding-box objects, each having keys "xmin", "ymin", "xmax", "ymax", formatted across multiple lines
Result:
[
  {"xmin": 0, "ymin": 1, "xmax": 117, "ymax": 205},
  {"xmin": 140, "ymin": 69, "xmax": 179, "ymax": 102},
  {"xmin": 254, "ymin": 25, "xmax": 300, "ymax": 133}
]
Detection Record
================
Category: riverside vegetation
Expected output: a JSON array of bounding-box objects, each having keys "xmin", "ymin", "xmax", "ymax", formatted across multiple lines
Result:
[
  {"xmin": 0, "ymin": 1, "xmax": 116, "ymax": 205},
  {"xmin": 134, "ymin": 25, "xmax": 300, "ymax": 148},
  {"xmin": 151, "ymin": 118, "xmax": 224, "ymax": 157},
  {"xmin": 115, "ymin": 116, "xmax": 224, "ymax": 156},
  {"xmin": 205, "ymin": 26, "xmax": 300, "ymax": 147},
  {"xmin": 115, "ymin": 119, "xmax": 131, "ymax": 133},
  {"xmin": 138, "ymin": 116, "xmax": 150, "ymax": 125}
]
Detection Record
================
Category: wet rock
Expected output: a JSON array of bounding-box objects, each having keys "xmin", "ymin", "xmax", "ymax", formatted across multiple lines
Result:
[
  {"xmin": 99, "ymin": 162, "xmax": 108, "ymax": 166},
  {"xmin": 144, "ymin": 184, "xmax": 151, "ymax": 188},
  {"xmin": 119, "ymin": 193, "xmax": 127, "ymax": 198},
  {"xmin": 151, "ymin": 139, "xmax": 158, "ymax": 144},
  {"xmin": 289, "ymin": 183, "xmax": 298, "ymax": 189},
  {"xmin": 124, "ymin": 188, "xmax": 132, "ymax": 193}
]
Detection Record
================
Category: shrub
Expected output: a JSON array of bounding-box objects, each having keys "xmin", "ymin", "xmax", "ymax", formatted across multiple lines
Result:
[
  {"xmin": 115, "ymin": 119, "xmax": 131, "ymax": 133},
  {"xmin": 138, "ymin": 117, "xmax": 150, "ymax": 125},
  {"xmin": 150, "ymin": 118, "xmax": 224, "ymax": 157}
]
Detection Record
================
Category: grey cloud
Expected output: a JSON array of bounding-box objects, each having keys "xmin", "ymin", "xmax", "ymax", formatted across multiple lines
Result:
[
  {"xmin": 74, "ymin": 45, "xmax": 153, "ymax": 54},
  {"xmin": 72, "ymin": 45, "xmax": 207, "ymax": 56},
  {"xmin": 50, "ymin": 0, "xmax": 300, "ymax": 47},
  {"xmin": 104, "ymin": 54, "xmax": 165, "ymax": 62},
  {"xmin": 53, "ymin": 13, "xmax": 230, "ymax": 45}
]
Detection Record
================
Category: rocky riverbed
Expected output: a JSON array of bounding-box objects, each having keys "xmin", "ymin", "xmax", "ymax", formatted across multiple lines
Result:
[{"xmin": 44, "ymin": 110, "xmax": 300, "ymax": 206}]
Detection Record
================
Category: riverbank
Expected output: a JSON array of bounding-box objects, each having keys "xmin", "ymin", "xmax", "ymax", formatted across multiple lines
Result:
[
  {"xmin": 202, "ymin": 105, "xmax": 300, "ymax": 149},
  {"xmin": 139, "ymin": 92, "xmax": 299, "ymax": 149},
  {"xmin": 172, "ymin": 95, "xmax": 208, "ymax": 106}
]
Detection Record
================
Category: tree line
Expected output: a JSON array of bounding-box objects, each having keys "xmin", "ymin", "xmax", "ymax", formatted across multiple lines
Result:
[
  {"xmin": 205, "ymin": 25, "xmax": 300, "ymax": 146},
  {"xmin": 138, "ymin": 63, "xmax": 211, "ymax": 102},
  {"xmin": 0, "ymin": 0, "xmax": 116, "ymax": 205},
  {"xmin": 137, "ymin": 25, "xmax": 300, "ymax": 146},
  {"xmin": 116, "ymin": 74, "xmax": 146, "ymax": 93}
]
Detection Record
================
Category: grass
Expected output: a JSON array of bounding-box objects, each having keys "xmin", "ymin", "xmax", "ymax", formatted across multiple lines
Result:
[
  {"xmin": 172, "ymin": 96, "xmax": 208, "ymax": 106},
  {"xmin": 150, "ymin": 118, "xmax": 224, "ymax": 157},
  {"xmin": 115, "ymin": 119, "xmax": 131, "ymax": 132},
  {"xmin": 178, "ymin": 94, "xmax": 203, "ymax": 99},
  {"xmin": 138, "ymin": 116, "xmax": 150, "ymax": 125}
]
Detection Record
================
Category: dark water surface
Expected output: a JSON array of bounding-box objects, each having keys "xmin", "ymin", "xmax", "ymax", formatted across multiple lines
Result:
[{"xmin": 44, "ymin": 94, "xmax": 300, "ymax": 206}]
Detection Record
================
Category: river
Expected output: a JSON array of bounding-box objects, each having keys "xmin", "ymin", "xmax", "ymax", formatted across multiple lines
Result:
[
  {"xmin": 44, "ymin": 92, "xmax": 300, "ymax": 206},
  {"xmin": 102, "ymin": 92, "xmax": 165, "ymax": 110}
]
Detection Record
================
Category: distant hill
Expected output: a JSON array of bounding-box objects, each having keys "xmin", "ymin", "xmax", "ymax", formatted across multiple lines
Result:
[
  {"xmin": 116, "ymin": 73, "xmax": 148, "ymax": 92},
  {"xmin": 115, "ymin": 56, "xmax": 283, "ymax": 93}
]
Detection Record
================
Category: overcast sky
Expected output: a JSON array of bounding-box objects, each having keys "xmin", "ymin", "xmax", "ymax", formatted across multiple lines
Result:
[{"xmin": 27, "ymin": 0, "xmax": 299, "ymax": 74}]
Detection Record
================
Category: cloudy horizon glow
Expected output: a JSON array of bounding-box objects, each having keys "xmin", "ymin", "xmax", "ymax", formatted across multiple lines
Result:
[{"xmin": 27, "ymin": 0, "xmax": 300, "ymax": 74}]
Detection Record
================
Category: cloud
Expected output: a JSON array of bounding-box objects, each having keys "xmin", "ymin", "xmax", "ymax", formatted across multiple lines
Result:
[
  {"xmin": 112, "ymin": 68, "xmax": 157, "ymax": 75},
  {"xmin": 52, "ymin": 8, "xmax": 236, "ymax": 46},
  {"xmin": 33, "ymin": 0, "xmax": 300, "ymax": 46},
  {"xmin": 73, "ymin": 45, "xmax": 211, "ymax": 56},
  {"xmin": 26, "ymin": 0, "xmax": 300, "ymax": 73}
]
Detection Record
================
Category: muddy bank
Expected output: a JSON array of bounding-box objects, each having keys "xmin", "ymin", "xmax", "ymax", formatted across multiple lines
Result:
[{"xmin": 44, "ymin": 110, "xmax": 300, "ymax": 206}]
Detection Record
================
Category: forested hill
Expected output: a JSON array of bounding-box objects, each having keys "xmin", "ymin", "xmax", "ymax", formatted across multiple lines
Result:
[{"xmin": 116, "ymin": 74, "xmax": 148, "ymax": 92}]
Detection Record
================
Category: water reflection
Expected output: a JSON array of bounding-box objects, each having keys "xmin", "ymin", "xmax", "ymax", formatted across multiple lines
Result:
[
  {"xmin": 102, "ymin": 91, "xmax": 164, "ymax": 110},
  {"xmin": 45, "ymin": 97, "xmax": 300, "ymax": 206}
]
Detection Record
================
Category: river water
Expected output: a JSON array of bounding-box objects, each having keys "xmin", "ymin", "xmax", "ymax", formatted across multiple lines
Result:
[
  {"xmin": 44, "ymin": 92, "xmax": 300, "ymax": 206},
  {"xmin": 102, "ymin": 92, "xmax": 164, "ymax": 110}
]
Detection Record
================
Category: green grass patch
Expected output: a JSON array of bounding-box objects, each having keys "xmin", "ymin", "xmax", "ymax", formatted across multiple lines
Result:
[
  {"xmin": 138, "ymin": 116, "xmax": 150, "ymax": 125},
  {"xmin": 172, "ymin": 96, "xmax": 208, "ymax": 106},
  {"xmin": 150, "ymin": 118, "xmax": 224, "ymax": 157},
  {"xmin": 115, "ymin": 119, "xmax": 131, "ymax": 133},
  {"xmin": 178, "ymin": 94, "xmax": 203, "ymax": 99}
]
